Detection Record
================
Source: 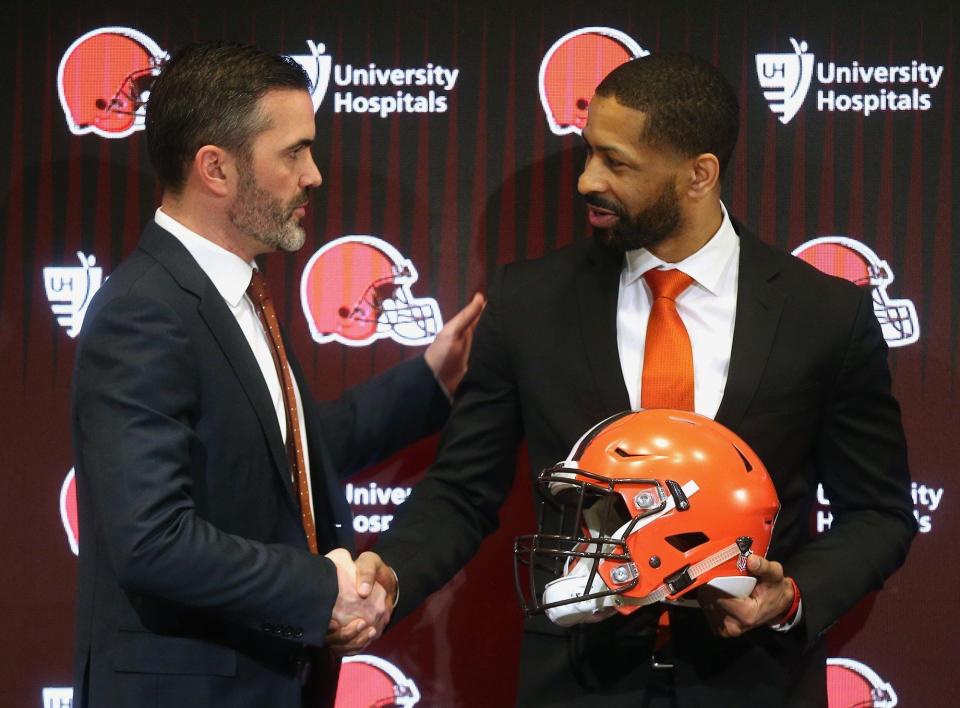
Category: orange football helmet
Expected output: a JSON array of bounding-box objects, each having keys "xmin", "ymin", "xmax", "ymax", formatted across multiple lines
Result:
[{"xmin": 515, "ymin": 409, "xmax": 780, "ymax": 627}]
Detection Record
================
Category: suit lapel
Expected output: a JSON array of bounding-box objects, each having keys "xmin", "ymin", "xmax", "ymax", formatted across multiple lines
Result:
[
  {"xmin": 715, "ymin": 225, "xmax": 785, "ymax": 430},
  {"xmin": 575, "ymin": 243, "xmax": 632, "ymax": 414},
  {"xmin": 139, "ymin": 223, "xmax": 298, "ymax": 512}
]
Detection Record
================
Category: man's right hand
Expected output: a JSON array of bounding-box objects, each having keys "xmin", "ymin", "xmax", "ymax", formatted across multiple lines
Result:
[
  {"xmin": 325, "ymin": 548, "xmax": 391, "ymax": 655},
  {"xmin": 354, "ymin": 551, "xmax": 398, "ymax": 604}
]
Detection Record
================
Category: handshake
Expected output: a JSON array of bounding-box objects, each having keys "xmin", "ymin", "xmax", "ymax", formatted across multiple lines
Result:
[{"xmin": 325, "ymin": 548, "xmax": 395, "ymax": 656}]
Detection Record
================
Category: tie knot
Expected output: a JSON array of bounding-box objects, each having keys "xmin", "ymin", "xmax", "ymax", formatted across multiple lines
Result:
[
  {"xmin": 247, "ymin": 269, "xmax": 271, "ymax": 307},
  {"xmin": 643, "ymin": 268, "xmax": 693, "ymax": 301}
]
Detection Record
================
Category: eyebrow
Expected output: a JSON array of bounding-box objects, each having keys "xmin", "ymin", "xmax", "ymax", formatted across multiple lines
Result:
[
  {"xmin": 284, "ymin": 138, "xmax": 314, "ymax": 152},
  {"xmin": 581, "ymin": 133, "xmax": 631, "ymax": 162}
]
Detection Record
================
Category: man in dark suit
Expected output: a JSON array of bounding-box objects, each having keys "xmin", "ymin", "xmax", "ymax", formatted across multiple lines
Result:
[
  {"xmin": 71, "ymin": 42, "xmax": 482, "ymax": 707},
  {"xmin": 356, "ymin": 53, "xmax": 916, "ymax": 705}
]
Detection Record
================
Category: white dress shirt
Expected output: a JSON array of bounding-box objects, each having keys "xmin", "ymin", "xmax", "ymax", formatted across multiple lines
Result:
[
  {"xmin": 155, "ymin": 208, "xmax": 315, "ymax": 522},
  {"xmin": 617, "ymin": 203, "xmax": 740, "ymax": 419}
]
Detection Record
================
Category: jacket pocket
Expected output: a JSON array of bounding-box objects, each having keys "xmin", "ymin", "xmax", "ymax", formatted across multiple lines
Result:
[{"xmin": 113, "ymin": 630, "xmax": 237, "ymax": 676}]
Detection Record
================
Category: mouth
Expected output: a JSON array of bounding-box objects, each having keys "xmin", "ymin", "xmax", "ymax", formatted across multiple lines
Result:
[{"xmin": 587, "ymin": 205, "xmax": 620, "ymax": 229}]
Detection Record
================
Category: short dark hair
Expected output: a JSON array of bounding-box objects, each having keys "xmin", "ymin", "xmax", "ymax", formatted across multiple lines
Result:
[
  {"xmin": 145, "ymin": 41, "xmax": 310, "ymax": 192},
  {"xmin": 595, "ymin": 53, "xmax": 739, "ymax": 175}
]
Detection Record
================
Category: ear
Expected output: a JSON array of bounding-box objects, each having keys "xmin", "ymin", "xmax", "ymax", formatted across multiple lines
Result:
[
  {"xmin": 685, "ymin": 153, "xmax": 721, "ymax": 200},
  {"xmin": 192, "ymin": 145, "xmax": 233, "ymax": 198}
]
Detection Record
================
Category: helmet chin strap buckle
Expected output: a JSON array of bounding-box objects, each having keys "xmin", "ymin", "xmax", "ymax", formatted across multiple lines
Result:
[{"xmin": 664, "ymin": 565, "xmax": 694, "ymax": 595}]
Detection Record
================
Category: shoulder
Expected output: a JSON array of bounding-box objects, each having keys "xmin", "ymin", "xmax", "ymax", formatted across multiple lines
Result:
[
  {"xmin": 498, "ymin": 238, "xmax": 609, "ymax": 293},
  {"xmin": 84, "ymin": 224, "xmax": 209, "ymax": 329},
  {"xmin": 737, "ymin": 223, "xmax": 868, "ymax": 317}
]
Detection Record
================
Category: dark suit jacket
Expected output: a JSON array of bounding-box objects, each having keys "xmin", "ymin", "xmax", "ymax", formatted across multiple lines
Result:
[
  {"xmin": 375, "ymin": 223, "xmax": 916, "ymax": 707},
  {"xmin": 71, "ymin": 222, "xmax": 449, "ymax": 708}
]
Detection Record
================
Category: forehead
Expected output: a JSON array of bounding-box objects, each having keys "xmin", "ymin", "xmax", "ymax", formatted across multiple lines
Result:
[
  {"xmin": 582, "ymin": 95, "xmax": 648, "ymax": 151},
  {"xmin": 251, "ymin": 88, "xmax": 316, "ymax": 145}
]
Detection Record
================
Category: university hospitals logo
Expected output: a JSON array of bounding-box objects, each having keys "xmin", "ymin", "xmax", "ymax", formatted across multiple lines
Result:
[
  {"xmin": 756, "ymin": 38, "xmax": 815, "ymax": 124},
  {"xmin": 756, "ymin": 37, "xmax": 944, "ymax": 124},
  {"xmin": 816, "ymin": 480, "xmax": 943, "ymax": 535},
  {"xmin": 792, "ymin": 237, "xmax": 919, "ymax": 347},
  {"xmin": 827, "ymin": 658, "xmax": 897, "ymax": 707},
  {"xmin": 289, "ymin": 40, "xmax": 332, "ymax": 113},
  {"xmin": 59, "ymin": 28, "xmax": 332, "ymax": 137},
  {"xmin": 43, "ymin": 251, "xmax": 104, "ymax": 338},
  {"xmin": 42, "ymin": 687, "xmax": 73, "ymax": 708},
  {"xmin": 300, "ymin": 236, "xmax": 442, "ymax": 347},
  {"xmin": 539, "ymin": 27, "xmax": 648, "ymax": 136},
  {"xmin": 335, "ymin": 655, "xmax": 421, "ymax": 707}
]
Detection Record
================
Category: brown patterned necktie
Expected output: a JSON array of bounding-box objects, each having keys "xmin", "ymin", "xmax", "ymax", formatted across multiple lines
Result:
[{"xmin": 246, "ymin": 269, "xmax": 319, "ymax": 554}]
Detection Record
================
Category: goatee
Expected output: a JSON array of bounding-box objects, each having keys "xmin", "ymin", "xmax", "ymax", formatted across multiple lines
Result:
[
  {"xmin": 588, "ymin": 181, "xmax": 682, "ymax": 254},
  {"xmin": 229, "ymin": 170, "xmax": 309, "ymax": 253}
]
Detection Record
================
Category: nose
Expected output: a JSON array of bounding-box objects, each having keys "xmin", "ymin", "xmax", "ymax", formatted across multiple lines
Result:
[
  {"xmin": 302, "ymin": 153, "xmax": 323, "ymax": 189},
  {"xmin": 577, "ymin": 156, "xmax": 603, "ymax": 197}
]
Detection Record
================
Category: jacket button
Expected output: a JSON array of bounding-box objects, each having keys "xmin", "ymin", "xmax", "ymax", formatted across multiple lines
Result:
[{"xmin": 294, "ymin": 628, "xmax": 304, "ymax": 639}]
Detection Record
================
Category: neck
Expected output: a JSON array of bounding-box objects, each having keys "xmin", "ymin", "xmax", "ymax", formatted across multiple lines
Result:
[
  {"xmin": 160, "ymin": 193, "xmax": 261, "ymax": 262},
  {"xmin": 647, "ymin": 200, "xmax": 723, "ymax": 263}
]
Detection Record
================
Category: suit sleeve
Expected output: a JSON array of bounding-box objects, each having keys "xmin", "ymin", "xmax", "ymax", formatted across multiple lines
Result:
[
  {"xmin": 373, "ymin": 267, "xmax": 524, "ymax": 620},
  {"xmin": 784, "ymin": 287, "xmax": 917, "ymax": 646},
  {"xmin": 299, "ymin": 354, "xmax": 450, "ymax": 481},
  {"xmin": 74, "ymin": 294, "xmax": 337, "ymax": 647}
]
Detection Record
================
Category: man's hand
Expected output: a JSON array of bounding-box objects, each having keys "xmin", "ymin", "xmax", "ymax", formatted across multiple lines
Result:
[
  {"xmin": 325, "ymin": 549, "xmax": 391, "ymax": 655},
  {"xmin": 354, "ymin": 551, "xmax": 398, "ymax": 605},
  {"xmin": 697, "ymin": 555, "xmax": 795, "ymax": 638},
  {"xmin": 424, "ymin": 292, "xmax": 486, "ymax": 397}
]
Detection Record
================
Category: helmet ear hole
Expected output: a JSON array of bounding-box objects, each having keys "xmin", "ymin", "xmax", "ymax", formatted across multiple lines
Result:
[
  {"xmin": 731, "ymin": 444, "xmax": 753, "ymax": 472},
  {"xmin": 665, "ymin": 531, "xmax": 710, "ymax": 552}
]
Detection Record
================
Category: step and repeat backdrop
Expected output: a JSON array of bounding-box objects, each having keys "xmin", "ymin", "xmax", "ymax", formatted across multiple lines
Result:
[{"xmin": 1, "ymin": 1, "xmax": 957, "ymax": 706}]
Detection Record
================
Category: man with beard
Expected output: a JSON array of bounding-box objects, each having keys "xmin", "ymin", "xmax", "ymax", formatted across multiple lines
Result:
[
  {"xmin": 70, "ymin": 41, "xmax": 483, "ymax": 708},
  {"xmin": 356, "ymin": 53, "xmax": 915, "ymax": 705}
]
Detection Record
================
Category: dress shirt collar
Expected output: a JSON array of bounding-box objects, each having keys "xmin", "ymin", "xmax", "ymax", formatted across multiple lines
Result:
[
  {"xmin": 622, "ymin": 202, "xmax": 738, "ymax": 296},
  {"xmin": 155, "ymin": 207, "xmax": 255, "ymax": 307}
]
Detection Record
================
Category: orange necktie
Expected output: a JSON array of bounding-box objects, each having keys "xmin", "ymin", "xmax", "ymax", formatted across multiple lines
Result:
[
  {"xmin": 641, "ymin": 269, "xmax": 695, "ymax": 412},
  {"xmin": 247, "ymin": 270, "xmax": 319, "ymax": 554},
  {"xmin": 641, "ymin": 268, "xmax": 694, "ymax": 658}
]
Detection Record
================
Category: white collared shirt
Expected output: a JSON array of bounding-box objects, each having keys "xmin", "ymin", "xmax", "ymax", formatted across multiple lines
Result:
[
  {"xmin": 155, "ymin": 208, "xmax": 315, "ymax": 521},
  {"xmin": 616, "ymin": 203, "xmax": 740, "ymax": 419}
]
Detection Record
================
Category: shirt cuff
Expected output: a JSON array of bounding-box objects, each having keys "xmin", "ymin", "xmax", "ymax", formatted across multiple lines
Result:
[{"xmin": 770, "ymin": 577, "xmax": 803, "ymax": 632}]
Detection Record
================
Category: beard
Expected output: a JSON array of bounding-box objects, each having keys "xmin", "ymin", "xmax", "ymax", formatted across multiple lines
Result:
[
  {"xmin": 228, "ymin": 168, "xmax": 308, "ymax": 254},
  {"xmin": 587, "ymin": 179, "xmax": 683, "ymax": 253}
]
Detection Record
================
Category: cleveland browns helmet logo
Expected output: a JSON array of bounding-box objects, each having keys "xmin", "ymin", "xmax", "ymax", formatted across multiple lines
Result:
[
  {"xmin": 60, "ymin": 468, "xmax": 79, "ymax": 556},
  {"xmin": 58, "ymin": 27, "xmax": 167, "ymax": 139},
  {"xmin": 300, "ymin": 236, "xmax": 442, "ymax": 347},
  {"xmin": 539, "ymin": 27, "xmax": 648, "ymax": 136},
  {"xmin": 827, "ymin": 657, "xmax": 898, "ymax": 707},
  {"xmin": 335, "ymin": 655, "xmax": 421, "ymax": 707},
  {"xmin": 793, "ymin": 236, "xmax": 919, "ymax": 347}
]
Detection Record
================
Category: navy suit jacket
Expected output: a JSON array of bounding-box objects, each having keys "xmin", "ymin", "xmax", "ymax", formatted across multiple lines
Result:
[
  {"xmin": 375, "ymin": 222, "xmax": 916, "ymax": 707},
  {"xmin": 71, "ymin": 222, "xmax": 448, "ymax": 707}
]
